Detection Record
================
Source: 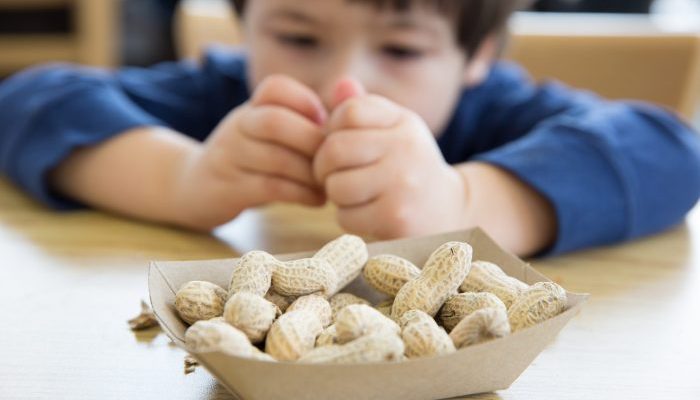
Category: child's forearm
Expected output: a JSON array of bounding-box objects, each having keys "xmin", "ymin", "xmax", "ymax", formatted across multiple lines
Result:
[
  {"xmin": 454, "ymin": 162, "xmax": 557, "ymax": 256},
  {"xmin": 49, "ymin": 126, "xmax": 200, "ymax": 227}
]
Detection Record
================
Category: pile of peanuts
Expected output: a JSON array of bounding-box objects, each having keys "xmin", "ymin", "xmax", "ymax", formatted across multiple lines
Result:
[{"xmin": 174, "ymin": 235, "xmax": 567, "ymax": 364}]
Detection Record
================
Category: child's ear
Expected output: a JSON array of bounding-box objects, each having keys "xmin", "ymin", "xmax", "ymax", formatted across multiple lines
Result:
[{"xmin": 463, "ymin": 36, "xmax": 498, "ymax": 88}]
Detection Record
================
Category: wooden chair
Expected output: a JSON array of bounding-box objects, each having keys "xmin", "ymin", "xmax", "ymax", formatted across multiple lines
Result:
[
  {"xmin": 508, "ymin": 12, "xmax": 700, "ymax": 120},
  {"xmin": 174, "ymin": 0, "xmax": 241, "ymax": 61},
  {"xmin": 174, "ymin": 1, "xmax": 700, "ymax": 120},
  {"xmin": 0, "ymin": 0, "xmax": 119, "ymax": 75}
]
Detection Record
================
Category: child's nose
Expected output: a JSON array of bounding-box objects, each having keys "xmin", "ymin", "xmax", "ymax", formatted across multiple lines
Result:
[
  {"xmin": 320, "ymin": 78, "xmax": 372, "ymax": 112},
  {"xmin": 320, "ymin": 57, "xmax": 375, "ymax": 111}
]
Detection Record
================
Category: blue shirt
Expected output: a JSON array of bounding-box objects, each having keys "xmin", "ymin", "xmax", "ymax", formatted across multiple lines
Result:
[{"xmin": 1, "ymin": 49, "xmax": 699, "ymax": 255}]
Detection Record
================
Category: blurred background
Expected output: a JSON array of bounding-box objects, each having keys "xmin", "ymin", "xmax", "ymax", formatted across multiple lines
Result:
[{"xmin": 1, "ymin": 0, "xmax": 699, "ymax": 126}]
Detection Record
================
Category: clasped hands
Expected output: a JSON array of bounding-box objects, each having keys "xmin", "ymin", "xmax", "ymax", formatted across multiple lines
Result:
[{"xmin": 181, "ymin": 75, "xmax": 469, "ymax": 238}]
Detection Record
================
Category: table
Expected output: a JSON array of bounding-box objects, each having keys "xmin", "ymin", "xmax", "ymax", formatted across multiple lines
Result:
[{"xmin": 0, "ymin": 177, "xmax": 698, "ymax": 399}]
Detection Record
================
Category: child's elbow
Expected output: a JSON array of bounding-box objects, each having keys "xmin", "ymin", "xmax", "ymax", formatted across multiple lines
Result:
[
  {"xmin": 653, "ymin": 125, "xmax": 700, "ymax": 230},
  {"xmin": 682, "ymin": 136, "xmax": 700, "ymax": 207},
  {"xmin": 670, "ymin": 117, "xmax": 700, "ymax": 208},
  {"xmin": 626, "ymin": 105, "xmax": 700, "ymax": 238}
]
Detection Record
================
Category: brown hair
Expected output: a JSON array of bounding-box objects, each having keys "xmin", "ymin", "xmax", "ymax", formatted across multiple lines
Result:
[{"xmin": 230, "ymin": 0, "xmax": 527, "ymax": 57}]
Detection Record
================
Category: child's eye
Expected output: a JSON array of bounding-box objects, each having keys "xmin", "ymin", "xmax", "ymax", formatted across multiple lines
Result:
[
  {"xmin": 276, "ymin": 34, "xmax": 319, "ymax": 49},
  {"xmin": 381, "ymin": 45, "xmax": 424, "ymax": 60}
]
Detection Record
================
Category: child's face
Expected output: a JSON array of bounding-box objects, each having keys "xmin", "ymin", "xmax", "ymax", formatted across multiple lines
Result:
[{"xmin": 242, "ymin": 0, "xmax": 482, "ymax": 135}]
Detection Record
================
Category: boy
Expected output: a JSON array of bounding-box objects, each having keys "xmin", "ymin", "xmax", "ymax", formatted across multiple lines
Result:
[{"xmin": 0, "ymin": 0, "xmax": 699, "ymax": 257}]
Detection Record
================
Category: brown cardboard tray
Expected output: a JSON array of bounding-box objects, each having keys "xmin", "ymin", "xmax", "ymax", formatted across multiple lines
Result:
[{"xmin": 149, "ymin": 228, "xmax": 588, "ymax": 400}]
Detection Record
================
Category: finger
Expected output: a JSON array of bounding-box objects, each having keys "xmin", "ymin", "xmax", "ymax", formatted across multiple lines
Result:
[
  {"xmin": 245, "ymin": 172, "xmax": 326, "ymax": 207},
  {"xmin": 327, "ymin": 95, "xmax": 403, "ymax": 132},
  {"xmin": 325, "ymin": 163, "xmax": 386, "ymax": 207},
  {"xmin": 334, "ymin": 201, "xmax": 384, "ymax": 238},
  {"xmin": 251, "ymin": 75, "xmax": 327, "ymax": 125},
  {"xmin": 239, "ymin": 105, "xmax": 325, "ymax": 157},
  {"xmin": 234, "ymin": 138, "xmax": 318, "ymax": 187},
  {"xmin": 313, "ymin": 128, "xmax": 392, "ymax": 184},
  {"xmin": 331, "ymin": 77, "xmax": 366, "ymax": 110},
  {"xmin": 336, "ymin": 195, "xmax": 411, "ymax": 239}
]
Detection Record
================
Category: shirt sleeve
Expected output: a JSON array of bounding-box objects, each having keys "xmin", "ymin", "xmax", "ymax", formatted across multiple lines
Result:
[
  {"xmin": 0, "ymin": 48, "xmax": 250, "ymax": 209},
  {"xmin": 439, "ymin": 62, "xmax": 700, "ymax": 255}
]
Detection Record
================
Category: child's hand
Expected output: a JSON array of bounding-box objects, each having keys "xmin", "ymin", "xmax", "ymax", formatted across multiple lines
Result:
[
  {"xmin": 313, "ymin": 80, "xmax": 469, "ymax": 238},
  {"xmin": 175, "ymin": 75, "xmax": 328, "ymax": 230}
]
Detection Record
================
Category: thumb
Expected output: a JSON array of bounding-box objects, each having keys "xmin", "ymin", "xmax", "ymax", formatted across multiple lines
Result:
[{"xmin": 331, "ymin": 77, "xmax": 366, "ymax": 110}]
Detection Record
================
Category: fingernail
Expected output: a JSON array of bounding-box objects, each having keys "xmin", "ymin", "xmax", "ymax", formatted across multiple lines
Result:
[{"xmin": 332, "ymin": 77, "xmax": 366, "ymax": 109}]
